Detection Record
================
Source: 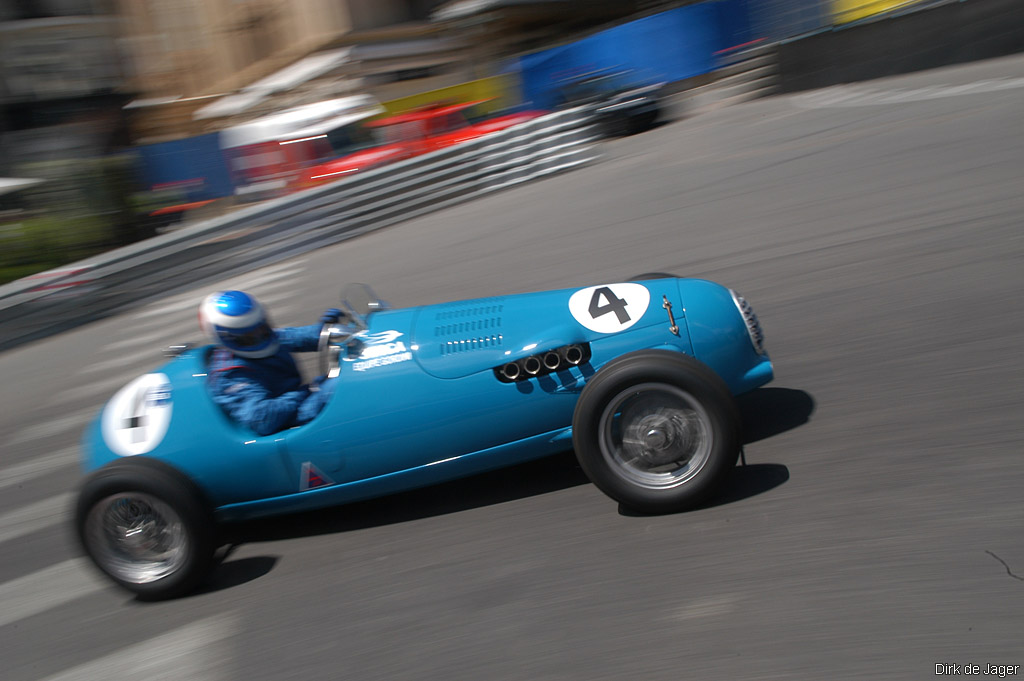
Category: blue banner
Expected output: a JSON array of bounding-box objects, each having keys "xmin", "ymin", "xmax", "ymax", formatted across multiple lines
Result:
[
  {"xmin": 518, "ymin": 4, "xmax": 730, "ymax": 110},
  {"xmin": 136, "ymin": 133, "xmax": 234, "ymax": 200}
]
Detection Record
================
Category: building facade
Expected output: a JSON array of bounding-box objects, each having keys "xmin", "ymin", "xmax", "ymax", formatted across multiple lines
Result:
[
  {"xmin": 0, "ymin": 0, "xmax": 128, "ymax": 172},
  {"xmin": 116, "ymin": 0, "xmax": 469, "ymax": 141}
]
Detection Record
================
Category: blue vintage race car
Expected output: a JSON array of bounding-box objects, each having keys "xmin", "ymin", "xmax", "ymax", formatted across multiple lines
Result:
[{"xmin": 75, "ymin": 276, "xmax": 773, "ymax": 599}]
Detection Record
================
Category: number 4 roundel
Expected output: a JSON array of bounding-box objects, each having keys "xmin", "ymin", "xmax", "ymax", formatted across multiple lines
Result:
[{"xmin": 568, "ymin": 283, "xmax": 651, "ymax": 333}]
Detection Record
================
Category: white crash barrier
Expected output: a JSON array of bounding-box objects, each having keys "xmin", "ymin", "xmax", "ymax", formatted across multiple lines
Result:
[{"xmin": 0, "ymin": 107, "xmax": 601, "ymax": 350}]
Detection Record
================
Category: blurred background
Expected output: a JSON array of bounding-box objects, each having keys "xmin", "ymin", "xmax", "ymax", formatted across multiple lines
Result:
[
  {"xmin": 2, "ymin": 2, "xmax": 1024, "ymax": 679},
  {"xmin": 4, "ymin": 0, "xmax": 1019, "ymax": 288}
]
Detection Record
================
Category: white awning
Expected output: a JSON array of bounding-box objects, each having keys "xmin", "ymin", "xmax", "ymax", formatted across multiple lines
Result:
[
  {"xmin": 432, "ymin": 0, "xmax": 571, "ymax": 22},
  {"xmin": 286, "ymin": 109, "xmax": 380, "ymax": 141},
  {"xmin": 219, "ymin": 95, "xmax": 383, "ymax": 148},
  {"xmin": 349, "ymin": 38, "xmax": 461, "ymax": 61},
  {"xmin": 194, "ymin": 48, "xmax": 354, "ymax": 120},
  {"xmin": 0, "ymin": 177, "xmax": 45, "ymax": 196}
]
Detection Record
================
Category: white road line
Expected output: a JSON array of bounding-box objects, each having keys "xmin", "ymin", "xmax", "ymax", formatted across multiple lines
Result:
[
  {"xmin": 10, "ymin": 408, "xmax": 96, "ymax": 446},
  {"xmin": 132, "ymin": 262, "xmax": 306, "ymax": 321},
  {"xmin": 667, "ymin": 594, "xmax": 740, "ymax": 621},
  {"xmin": 0, "ymin": 558, "xmax": 107, "ymax": 629},
  {"xmin": 104, "ymin": 325, "xmax": 197, "ymax": 352},
  {"xmin": 988, "ymin": 76, "xmax": 1024, "ymax": 90},
  {"xmin": 224, "ymin": 257, "xmax": 306, "ymax": 279},
  {"xmin": 0, "ymin": 492, "xmax": 72, "ymax": 545},
  {"xmin": 919, "ymin": 82, "xmax": 988, "ymax": 97},
  {"xmin": 222, "ymin": 264, "xmax": 306, "ymax": 291},
  {"xmin": 894, "ymin": 85, "xmax": 944, "ymax": 100},
  {"xmin": 44, "ymin": 375, "xmax": 127, "ymax": 409},
  {"xmin": 133, "ymin": 295, "xmax": 211, "ymax": 320},
  {"xmin": 260, "ymin": 290, "xmax": 304, "ymax": 306},
  {"xmin": 819, "ymin": 87, "xmax": 864, "ymax": 106},
  {"xmin": 78, "ymin": 345, "xmax": 165, "ymax": 374},
  {"xmin": 796, "ymin": 86, "xmax": 863, "ymax": 108},
  {"xmin": 38, "ymin": 614, "xmax": 237, "ymax": 681},
  {"xmin": 793, "ymin": 77, "xmax": 1024, "ymax": 109},
  {"xmin": 0, "ymin": 446, "xmax": 77, "ymax": 491}
]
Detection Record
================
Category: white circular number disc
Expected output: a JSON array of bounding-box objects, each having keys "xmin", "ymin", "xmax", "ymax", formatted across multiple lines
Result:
[
  {"xmin": 102, "ymin": 373, "xmax": 173, "ymax": 457},
  {"xmin": 568, "ymin": 283, "xmax": 651, "ymax": 334}
]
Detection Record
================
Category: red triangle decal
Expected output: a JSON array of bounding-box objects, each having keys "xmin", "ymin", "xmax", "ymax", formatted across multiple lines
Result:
[{"xmin": 300, "ymin": 462, "xmax": 335, "ymax": 491}]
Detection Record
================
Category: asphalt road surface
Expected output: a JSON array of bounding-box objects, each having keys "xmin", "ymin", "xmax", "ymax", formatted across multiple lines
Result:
[{"xmin": 2, "ymin": 53, "xmax": 1023, "ymax": 680}]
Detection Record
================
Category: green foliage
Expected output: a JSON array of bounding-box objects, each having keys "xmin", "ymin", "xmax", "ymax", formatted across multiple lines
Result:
[
  {"xmin": 0, "ymin": 154, "xmax": 154, "ymax": 285},
  {"xmin": 0, "ymin": 213, "xmax": 111, "ymax": 285}
]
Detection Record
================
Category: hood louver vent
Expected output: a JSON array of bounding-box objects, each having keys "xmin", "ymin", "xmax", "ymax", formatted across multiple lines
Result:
[
  {"xmin": 440, "ymin": 334, "xmax": 503, "ymax": 355},
  {"xmin": 433, "ymin": 302, "xmax": 504, "ymax": 356}
]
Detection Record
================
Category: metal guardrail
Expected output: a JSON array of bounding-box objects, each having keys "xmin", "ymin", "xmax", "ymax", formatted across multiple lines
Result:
[{"xmin": 0, "ymin": 107, "xmax": 600, "ymax": 352}]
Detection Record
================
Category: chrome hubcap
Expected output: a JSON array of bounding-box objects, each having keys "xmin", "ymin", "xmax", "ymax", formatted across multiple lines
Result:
[
  {"xmin": 85, "ymin": 492, "xmax": 189, "ymax": 584},
  {"xmin": 600, "ymin": 383, "xmax": 713, "ymax": 489},
  {"xmin": 644, "ymin": 426, "xmax": 669, "ymax": 450}
]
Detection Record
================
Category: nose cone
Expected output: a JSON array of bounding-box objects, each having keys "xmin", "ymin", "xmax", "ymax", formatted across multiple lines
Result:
[{"xmin": 676, "ymin": 279, "xmax": 774, "ymax": 395}]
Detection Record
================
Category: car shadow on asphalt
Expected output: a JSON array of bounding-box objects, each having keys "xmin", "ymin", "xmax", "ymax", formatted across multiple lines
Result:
[
  {"xmin": 217, "ymin": 386, "xmax": 814, "ymax": 586},
  {"xmin": 617, "ymin": 462, "xmax": 794, "ymax": 518},
  {"xmin": 196, "ymin": 555, "xmax": 280, "ymax": 596},
  {"xmin": 618, "ymin": 385, "xmax": 815, "ymax": 516},
  {"xmin": 737, "ymin": 386, "xmax": 816, "ymax": 446},
  {"xmin": 222, "ymin": 449, "xmax": 592, "ymax": 546}
]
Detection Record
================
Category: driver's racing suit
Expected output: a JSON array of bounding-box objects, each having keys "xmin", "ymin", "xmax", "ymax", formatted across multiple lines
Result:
[{"xmin": 208, "ymin": 324, "xmax": 337, "ymax": 436}]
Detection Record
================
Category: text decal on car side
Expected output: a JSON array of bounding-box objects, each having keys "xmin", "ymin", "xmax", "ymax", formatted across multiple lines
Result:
[
  {"xmin": 569, "ymin": 283, "xmax": 651, "ymax": 333},
  {"xmin": 101, "ymin": 373, "xmax": 173, "ymax": 456},
  {"xmin": 345, "ymin": 330, "xmax": 413, "ymax": 371}
]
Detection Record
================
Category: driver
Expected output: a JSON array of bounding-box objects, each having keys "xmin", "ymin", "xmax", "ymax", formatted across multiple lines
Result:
[{"xmin": 199, "ymin": 290, "xmax": 341, "ymax": 436}]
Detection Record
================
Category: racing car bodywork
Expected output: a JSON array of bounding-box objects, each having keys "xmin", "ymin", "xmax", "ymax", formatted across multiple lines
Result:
[{"xmin": 76, "ymin": 276, "xmax": 772, "ymax": 598}]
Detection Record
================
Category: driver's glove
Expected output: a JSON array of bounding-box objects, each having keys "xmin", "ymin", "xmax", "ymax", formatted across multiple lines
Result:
[
  {"xmin": 308, "ymin": 375, "xmax": 338, "ymax": 397},
  {"xmin": 319, "ymin": 308, "xmax": 343, "ymax": 325}
]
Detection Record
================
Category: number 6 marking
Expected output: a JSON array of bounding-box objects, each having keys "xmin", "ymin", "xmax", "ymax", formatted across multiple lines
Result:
[
  {"xmin": 102, "ymin": 373, "xmax": 173, "ymax": 457},
  {"xmin": 122, "ymin": 388, "xmax": 150, "ymax": 443},
  {"xmin": 569, "ymin": 283, "xmax": 650, "ymax": 334}
]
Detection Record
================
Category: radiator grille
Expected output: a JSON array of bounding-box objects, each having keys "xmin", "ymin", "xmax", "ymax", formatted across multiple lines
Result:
[{"xmin": 732, "ymin": 291, "xmax": 766, "ymax": 355}]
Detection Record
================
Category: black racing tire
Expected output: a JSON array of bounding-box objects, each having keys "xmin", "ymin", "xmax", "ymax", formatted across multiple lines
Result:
[
  {"xmin": 75, "ymin": 458, "xmax": 217, "ymax": 600},
  {"xmin": 572, "ymin": 350, "xmax": 740, "ymax": 513},
  {"xmin": 629, "ymin": 272, "xmax": 680, "ymax": 281},
  {"xmin": 629, "ymin": 109, "xmax": 659, "ymax": 134}
]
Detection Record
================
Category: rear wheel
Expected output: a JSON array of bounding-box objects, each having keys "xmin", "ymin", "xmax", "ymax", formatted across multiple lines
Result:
[
  {"xmin": 629, "ymin": 109, "xmax": 659, "ymax": 134},
  {"xmin": 573, "ymin": 350, "xmax": 740, "ymax": 513},
  {"xmin": 628, "ymin": 272, "xmax": 679, "ymax": 281},
  {"xmin": 75, "ymin": 458, "xmax": 217, "ymax": 600}
]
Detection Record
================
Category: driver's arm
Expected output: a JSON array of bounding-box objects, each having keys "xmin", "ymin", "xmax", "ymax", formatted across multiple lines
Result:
[
  {"xmin": 296, "ymin": 376, "xmax": 337, "ymax": 425},
  {"xmin": 276, "ymin": 324, "xmax": 323, "ymax": 353},
  {"xmin": 278, "ymin": 309, "xmax": 344, "ymax": 353},
  {"xmin": 212, "ymin": 372, "xmax": 308, "ymax": 436}
]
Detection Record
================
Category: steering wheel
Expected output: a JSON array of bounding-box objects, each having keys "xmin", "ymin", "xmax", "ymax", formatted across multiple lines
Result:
[
  {"xmin": 316, "ymin": 323, "xmax": 355, "ymax": 381},
  {"xmin": 314, "ymin": 290, "xmax": 378, "ymax": 384}
]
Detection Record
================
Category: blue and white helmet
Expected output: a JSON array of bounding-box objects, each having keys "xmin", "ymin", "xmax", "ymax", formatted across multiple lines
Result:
[{"xmin": 198, "ymin": 290, "xmax": 279, "ymax": 358}]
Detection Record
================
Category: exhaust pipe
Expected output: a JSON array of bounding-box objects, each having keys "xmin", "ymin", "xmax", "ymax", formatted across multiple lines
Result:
[
  {"xmin": 523, "ymin": 356, "xmax": 542, "ymax": 376},
  {"xmin": 564, "ymin": 345, "xmax": 584, "ymax": 365},
  {"xmin": 500, "ymin": 362, "xmax": 521, "ymax": 381},
  {"xmin": 543, "ymin": 351, "xmax": 562, "ymax": 371}
]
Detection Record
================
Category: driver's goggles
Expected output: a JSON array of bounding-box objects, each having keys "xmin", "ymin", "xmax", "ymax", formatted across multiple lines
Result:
[{"xmin": 219, "ymin": 322, "xmax": 274, "ymax": 349}]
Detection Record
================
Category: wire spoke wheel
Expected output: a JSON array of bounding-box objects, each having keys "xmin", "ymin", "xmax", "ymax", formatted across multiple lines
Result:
[
  {"xmin": 85, "ymin": 492, "xmax": 190, "ymax": 584},
  {"xmin": 76, "ymin": 458, "xmax": 217, "ymax": 599}
]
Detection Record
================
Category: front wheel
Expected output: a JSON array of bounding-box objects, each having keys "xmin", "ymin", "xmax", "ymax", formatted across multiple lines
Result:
[
  {"xmin": 572, "ymin": 350, "xmax": 740, "ymax": 513},
  {"xmin": 75, "ymin": 458, "xmax": 217, "ymax": 600}
]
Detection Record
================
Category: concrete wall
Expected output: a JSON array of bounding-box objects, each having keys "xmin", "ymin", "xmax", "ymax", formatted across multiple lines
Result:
[
  {"xmin": 832, "ymin": 0, "xmax": 925, "ymax": 24},
  {"xmin": 777, "ymin": 0, "xmax": 1024, "ymax": 92}
]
